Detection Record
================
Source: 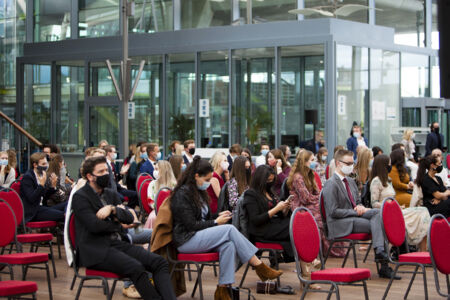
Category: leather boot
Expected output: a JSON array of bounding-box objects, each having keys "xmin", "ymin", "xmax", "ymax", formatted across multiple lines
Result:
[
  {"xmin": 214, "ymin": 286, "xmax": 232, "ymax": 300},
  {"xmin": 255, "ymin": 262, "xmax": 283, "ymax": 281}
]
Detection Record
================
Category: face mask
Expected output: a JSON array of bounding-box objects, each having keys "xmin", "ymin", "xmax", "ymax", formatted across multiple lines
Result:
[
  {"xmin": 220, "ymin": 161, "xmax": 229, "ymax": 171},
  {"xmin": 309, "ymin": 161, "xmax": 318, "ymax": 170},
  {"xmin": 231, "ymin": 155, "xmax": 238, "ymax": 160},
  {"xmin": 181, "ymin": 164, "xmax": 187, "ymax": 172},
  {"xmin": 111, "ymin": 153, "xmax": 117, "ymax": 161},
  {"xmin": 434, "ymin": 127, "xmax": 440, "ymax": 134},
  {"xmin": 261, "ymin": 149, "xmax": 269, "ymax": 156},
  {"xmin": 353, "ymin": 132, "xmax": 361, "ymax": 139},
  {"xmin": 153, "ymin": 170, "xmax": 159, "ymax": 180},
  {"xmin": 37, "ymin": 165, "xmax": 48, "ymax": 174},
  {"xmin": 341, "ymin": 164, "xmax": 353, "ymax": 176},
  {"xmin": 386, "ymin": 165, "xmax": 392, "ymax": 173},
  {"xmin": 246, "ymin": 168, "xmax": 251, "ymax": 177},
  {"xmin": 321, "ymin": 156, "xmax": 327, "ymax": 162},
  {"xmin": 197, "ymin": 181, "xmax": 211, "ymax": 191},
  {"xmin": 95, "ymin": 174, "xmax": 110, "ymax": 189},
  {"xmin": 45, "ymin": 154, "xmax": 51, "ymax": 162},
  {"xmin": 0, "ymin": 159, "xmax": 8, "ymax": 166},
  {"xmin": 140, "ymin": 153, "xmax": 148, "ymax": 160},
  {"xmin": 267, "ymin": 158, "xmax": 277, "ymax": 167},
  {"xmin": 156, "ymin": 152, "xmax": 162, "ymax": 160},
  {"xmin": 369, "ymin": 159, "xmax": 374, "ymax": 168},
  {"xmin": 266, "ymin": 181, "xmax": 274, "ymax": 191},
  {"xmin": 435, "ymin": 165, "xmax": 443, "ymax": 173},
  {"xmin": 189, "ymin": 148, "xmax": 196, "ymax": 155},
  {"xmin": 411, "ymin": 134, "xmax": 415, "ymax": 139}
]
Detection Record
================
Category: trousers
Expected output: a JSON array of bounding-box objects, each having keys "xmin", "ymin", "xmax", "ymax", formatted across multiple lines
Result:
[
  {"xmin": 346, "ymin": 208, "xmax": 384, "ymax": 249},
  {"xmin": 33, "ymin": 202, "xmax": 67, "ymax": 222}
]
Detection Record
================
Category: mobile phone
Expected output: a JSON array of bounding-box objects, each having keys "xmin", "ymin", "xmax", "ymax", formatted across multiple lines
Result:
[{"xmin": 286, "ymin": 195, "xmax": 294, "ymax": 203}]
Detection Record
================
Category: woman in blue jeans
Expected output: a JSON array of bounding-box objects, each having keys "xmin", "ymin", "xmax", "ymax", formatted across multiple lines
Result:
[{"xmin": 171, "ymin": 156, "xmax": 282, "ymax": 300}]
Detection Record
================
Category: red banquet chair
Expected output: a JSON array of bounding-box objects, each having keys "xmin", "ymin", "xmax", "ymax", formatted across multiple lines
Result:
[
  {"xmin": 135, "ymin": 173, "xmax": 152, "ymax": 193},
  {"xmin": 0, "ymin": 188, "xmax": 57, "ymax": 278},
  {"xmin": 290, "ymin": 207, "xmax": 371, "ymax": 300},
  {"xmin": 68, "ymin": 214, "xmax": 125, "ymax": 300},
  {"xmin": 427, "ymin": 213, "xmax": 450, "ymax": 298},
  {"xmin": 155, "ymin": 187, "xmax": 172, "ymax": 215},
  {"xmin": 380, "ymin": 197, "xmax": 432, "ymax": 300},
  {"xmin": 138, "ymin": 178, "xmax": 153, "ymax": 221},
  {"xmin": 0, "ymin": 280, "xmax": 38, "ymax": 300},
  {"xmin": 0, "ymin": 201, "xmax": 53, "ymax": 300},
  {"xmin": 319, "ymin": 192, "xmax": 372, "ymax": 267}
]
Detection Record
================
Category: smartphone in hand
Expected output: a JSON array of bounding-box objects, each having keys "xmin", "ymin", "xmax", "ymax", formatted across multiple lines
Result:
[{"xmin": 285, "ymin": 195, "xmax": 294, "ymax": 203}]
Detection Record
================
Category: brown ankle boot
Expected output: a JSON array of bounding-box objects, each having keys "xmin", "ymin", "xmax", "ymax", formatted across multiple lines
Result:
[
  {"xmin": 255, "ymin": 262, "xmax": 283, "ymax": 281},
  {"xmin": 214, "ymin": 286, "xmax": 232, "ymax": 300}
]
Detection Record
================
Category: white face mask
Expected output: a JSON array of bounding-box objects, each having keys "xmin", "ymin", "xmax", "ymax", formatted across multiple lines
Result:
[
  {"xmin": 153, "ymin": 170, "xmax": 159, "ymax": 180},
  {"xmin": 341, "ymin": 164, "xmax": 354, "ymax": 176},
  {"xmin": 220, "ymin": 161, "xmax": 230, "ymax": 171},
  {"xmin": 321, "ymin": 156, "xmax": 327, "ymax": 161}
]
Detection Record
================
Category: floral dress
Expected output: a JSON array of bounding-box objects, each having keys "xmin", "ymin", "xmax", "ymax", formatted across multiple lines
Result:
[
  {"xmin": 315, "ymin": 162, "xmax": 327, "ymax": 186},
  {"xmin": 227, "ymin": 178, "xmax": 248, "ymax": 212}
]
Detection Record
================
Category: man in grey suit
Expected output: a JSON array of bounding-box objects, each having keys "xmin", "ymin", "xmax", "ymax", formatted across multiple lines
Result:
[{"xmin": 322, "ymin": 149, "xmax": 400, "ymax": 279}]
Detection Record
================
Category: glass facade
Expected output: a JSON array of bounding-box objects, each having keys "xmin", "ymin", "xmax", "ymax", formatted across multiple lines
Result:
[
  {"xmin": 79, "ymin": 0, "xmax": 120, "ymax": 38},
  {"xmin": 34, "ymin": 0, "xmax": 71, "ymax": 41},
  {"xmin": 304, "ymin": 0, "xmax": 369, "ymax": 23},
  {"xmin": 90, "ymin": 63, "xmax": 120, "ymax": 97},
  {"xmin": 130, "ymin": 0, "xmax": 173, "ymax": 33},
  {"xmin": 89, "ymin": 105, "xmax": 119, "ymax": 147},
  {"xmin": 181, "ymin": 0, "xmax": 230, "ymax": 29},
  {"xmin": 401, "ymin": 53, "xmax": 429, "ymax": 98}
]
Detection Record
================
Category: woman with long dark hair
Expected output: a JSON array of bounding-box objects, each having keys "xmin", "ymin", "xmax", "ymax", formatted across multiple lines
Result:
[
  {"xmin": 370, "ymin": 154, "xmax": 430, "ymax": 251},
  {"xmin": 416, "ymin": 155, "xmax": 450, "ymax": 217},
  {"xmin": 266, "ymin": 149, "xmax": 291, "ymax": 196},
  {"xmin": 171, "ymin": 156, "xmax": 282, "ymax": 300},
  {"xmin": 389, "ymin": 148, "xmax": 413, "ymax": 207}
]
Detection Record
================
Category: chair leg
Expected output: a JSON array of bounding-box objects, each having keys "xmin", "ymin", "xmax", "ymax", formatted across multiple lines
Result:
[
  {"xmin": 335, "ymin": 284, "xmax": 341, "ymax": 300},
  {"xmin": 109, "ymin": 279, "xmax": 118, "ymax": 300},
  {"xmin": 239, "ymin": 263, "xmax": 250, "ymax": 288},
  {"xmin": 45, "ymin": 262, "xmax": 53, "ymax": 300},
  {"xmin": 187, "ymin": 264, "xmax": 192, "ymax": 281},
  {"xmin": 213, "ymin": 264, "xmax": 218, "ymax": 277},
  {"xmin": 363, "ymin": 242, "xmax": 372, "ymax": 263},
  {"xmin": 191, "ymin": 264, "xmax": 204, "ymax": 298},
  {"xmin": 272, "ymin": 250, "xmax": 281, "ymax": 286},
  {"xmin": 421, "ymin": 265, "xmax": 428, "ymax": 300},
  {"xmin": 326, "ymin": 284, "xmax": 335, "ymax": 300},
  {"xmin": 404, "ymin": 265, "xmax": 419, "ymax": 299},
  {"xmin": 351, "ymin": 243, "xmax": 358, "ymax": 268},
  {"xmin": 103, "ymin": 278, "xmax": 110, "ymax": 300},
  {"xmin": 70, "ymin": 273, "xmax": 77, "ymax": 290},
  {"xmin": 382, "ymin": 264, "xmax": 400, "ymax": 300},
  {"xmin": 324, "ymin": 241, "xmax": 335, "ymax": 265},
  {"xmin": 75, "ymin": 278, "xmax": 85, "ymax": 300},
  {"xmin": 363, "ymin": 280, "xmax": 369, "ymax": 300},
  {"xmin": 48, "ymin": 242, "xmax": 57, "ymax": 278},
  {"xmin": 300, "ymin": 283, "xmax": 309, "ymax": 300},
  {"xmin": 341, "ymin": 244, "xmax": 352, "ymax": 268}
]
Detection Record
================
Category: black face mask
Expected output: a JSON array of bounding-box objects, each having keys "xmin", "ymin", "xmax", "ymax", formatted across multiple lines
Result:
[
  {"xmin": 434, "ymin": 127, "xmax": 440, "ymax": 134},
  {"xmin": 45, "ymin": 154, "xmax": 50, "ymax": 162},
  {"xmin": 266, "ymin": 181, "xmax": 274, "ymax": 191},
  {"xmin": 95, "ymin": 174, "xmax": 110, "ymax": 189},
  {"xmin": 189, "ymin": 148, "xmax": 196, "ymax": 155},
  {"xmin": 386, "ymin": 165, "xmax": 392, "ymax": 174},
  {"xmin": 37, "ymin": 165, "xmax": 48, "ymax": 174},
  {"xmin": 435, "ymin": 165, "xmax": 443, "ymax": 173},
  {"xmin": 245, "ymin": 168, "xmax": 252, "ymax": 178}
]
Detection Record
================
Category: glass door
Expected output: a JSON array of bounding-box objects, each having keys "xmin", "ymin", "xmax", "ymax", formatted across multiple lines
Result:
[{"xmin": 88, "ymin": 105, "xmax": 119, "ymax": 148}]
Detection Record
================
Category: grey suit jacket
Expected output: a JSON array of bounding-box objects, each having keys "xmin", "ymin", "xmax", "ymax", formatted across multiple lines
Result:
[{"xmin": 322, "ymin": 173, "xmax": 362, "ymax": 239}]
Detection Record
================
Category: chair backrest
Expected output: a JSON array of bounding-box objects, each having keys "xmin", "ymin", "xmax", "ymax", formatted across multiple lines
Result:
[
  {"xmin": 10, "ymin": 180, "xmax": 21, "ymax": 195},
  {"xmin": 290, "ymin": 207, "xmax": 321, "ymax": 264},
  {"xmin": 155, "ymin": 187, "xmax": 172, "ymax": 215},
  {"xmin": 428, "ymin": 214, "xmax": 450, "ymax": 275},
  {"xmin": 325, "ymin": 165, "xmax": 330, "ymax": 180},
  {"xmin": 139, "ymin": 179, "xmax": 153, "ymax": 214},
  {"xmin": 314, "ymin": 171, "xmax": 322, "ymax": 190},
  {"xmin": 68, "ymin": 213, "xmax": 76, "ymax": 249},
  {"xmin": 318, "ymin": 191, "xmax": 329, "ymax": 236},
  {"xmin": 0, "ymin": 201, "xmax": 17, "ymax": 247},
  {"xmin": 279, "ymin": 177, "xmax": 290, "ymax": 201},
  {"xmin": 0, "ymin": 188, "xmax": 24, "ymax": 226},
  {"xmin": 380, "ymin": 198, "xmax": 405, "ymax": 247},
  {"xmin": 136, "ymin": 173, "xmax": 152, "ymax": 192}
]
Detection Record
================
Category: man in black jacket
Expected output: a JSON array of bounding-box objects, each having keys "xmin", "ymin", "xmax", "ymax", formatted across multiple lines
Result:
[
  {"xmin": 72, "ymin": 156, "xmax": 176, "ymax": 300},
  {"xmin": 425, "ymin": 122, "xmax": 445, "ymax": 156},
  {"xmin": 21, "ymin": 152, "xmax": 66, "ymax": 223}
]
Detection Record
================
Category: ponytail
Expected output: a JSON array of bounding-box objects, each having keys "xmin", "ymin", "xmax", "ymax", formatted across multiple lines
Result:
[{"xmin": 415, "ymin": 155, "xmax": 438, "ymax": 187}]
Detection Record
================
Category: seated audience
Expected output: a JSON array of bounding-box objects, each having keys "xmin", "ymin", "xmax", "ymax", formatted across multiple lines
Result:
[
  {"xmin": 370, "ymin": 154, "xmax": 430, "ymax": 251},
  {"xmin": 401, "ymin": 129, "xmax": 416, "ymax": 161},
  {"xmin": 21, "ymin": 152, "xmax": 66, "ymax": 222},
  {"xmin": 0, "ymin": 151, "xmax": 15, "ymax": 187},
  {"xmin": 416, "ymin": 155, "xmax": 450, "ymax": 217},
  {"xmin": 45, "ymin": 154, "xmax": 71, "ymax": 207},
  {"xmin": 127, "ymin": 144, "xmax": 148, "ymax": 190},
  {"xmin": 300, "ymin": 130, "xmax": 324, "ymax": 154},
  {"xmin": 389, "ymin": 149, "xmax": 413, "ymax": 207},
  {"xmin": 227, "ymin": 144, "xmax": 242, "ymax": 172},
  {"xmin": 171, "ymin": 156, "xmax": 282, "ymax": 300},
  {"xmin": 315, "ymin": 147, "xmax": 328, "ymax": 185},
  {"xmin": 72, "ymin": 156, "xmax": 176, "ymax": 300},
  {"xmin": 167, "ymin": 140, "xmax": 180, "ymax": 160},
  {"xmin": 392, "ymin": 143, "xmax": 418, "ymax": 181},
  {"xmin": 207, "ymin": 151, "xmax": 229, "ymax": 215},
  {"xmin": 278, "ymin": 145, "xmax": 292, "ymax": 167},
  {"xmin": 98, "ymin": 139, "xmax": 109, "ymax": 149},
  {"xmin": 322, "ymin": 149, "xmax": 399, "ymax": 279},
  {"xmin": 431, "ymin": 149, "xmax": 450, "ymax": 187},
  {"xmin": 327, "ymin": 145, "xmax": 345, "ymax": 179},
  {"xmin": 266, "ymin": 149, "xmax": 291, "ymax": 197},
  {"xmin": 350, "ymin": 147, "xmax": 373, "ymax": 196},
  {"xmin": 255, "ymin": 143, "xmax": 270, "ymax": 167},
  {"xmin": 169, "ymin": 154, "xmax": 184, "ymax": 181},
  {"xmin": 147, "ymin": 161, "xmax": 177, "ymax": 203},
  {"xmin": 6, "ymin": 149, "xmax": 18, "ymax": 178},
  {"xmin": 241, "ymin": 148, "xmax": 256, "ymax": 172},
  {"xmin": 372, "ymin": 146, "xmax": 383, "ymax": 158},
  {"xmin": 140, "ymin": 143, "xmax": 161, "ymax": 178},
  {"xmin": 182, "ymin": 140, "xmax": 196, "ymax": 165}
]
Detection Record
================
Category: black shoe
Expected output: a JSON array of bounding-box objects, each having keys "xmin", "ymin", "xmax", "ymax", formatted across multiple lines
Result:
[
  {"xmin": 375, "ymin": 251, "xmax": 389, "ymax": 262},
  {"xmin": 379, "ymin": 266, "xmax": 401, "ymax": 280}
]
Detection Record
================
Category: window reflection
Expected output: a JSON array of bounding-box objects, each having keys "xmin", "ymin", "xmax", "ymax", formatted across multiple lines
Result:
[
  {"xmin": 130, "ymin": 0, "xmax": 173, "ymax": 33},
  {"xmin": 302, "ymin": 0, "xmax": 368, "ymax": 23},
  {"xmin": 181, "ymin": 0, "xmax": 230, "ymax": 29},
  {"xmin": 34, "ymin": 0, "xmax": 70, "ymax": 41},
  {"xmin": 401, "ymin": 53, "xmax": 429, "ymax": 98},
  {"xmin": 79, "ymin": 0, "xmax": 119, "ymax": 38},
  {"xmin": 89, "ymin": 63, "xmax": 120, "ymax": 97}
]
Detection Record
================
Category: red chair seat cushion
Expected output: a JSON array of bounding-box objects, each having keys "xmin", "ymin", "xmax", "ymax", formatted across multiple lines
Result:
[
  {"xmin": 311, "ymin": 268, "xmax": 371, "ymax": 282},
  {"xmin": 177, "ymin": 252, "xmax": 220, "ymax": 262},
  {"xmin": 0, "ymin": 253, "xmax": 49, "ymax": 264},
  {"xmin": 85, "ymin": 269, "xmax": 121, "ymax": 278},
  {"xmin": 255, "ymin": 242, "xmax": 284, "ymax": 251},
  {"xmin": 0, "ymin": 280, "xmax": 37, "ymax": 296},
  {"xmin": 398, "ymin": 252, "xmax": 431, "ymax": 265},
  {"xmin": 26, "ymin": 221, "xmax": 58, "ymax": 228},
  {"xmin": 338, "ymin": 233, "xmax": 372, "ymax": 240},
  {"xmin": 17, "ymin": 233, "xmax": 53, "ymax": 243}
]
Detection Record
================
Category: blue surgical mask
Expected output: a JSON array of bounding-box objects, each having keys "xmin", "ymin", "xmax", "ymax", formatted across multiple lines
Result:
[
  {"xmin": 197, "ymin": 181, "xmax": 211, "ymax": 191},
  {"xmin": 309, "ymin": 161, "xmax": 318, "ymax": 170},
  {"xmin": 156, "ymin": 152, "xmax": 162, "ymax": 160},
  {"xmin": 261, "ymin": 149, "xmax": 269, "ymax": 156},
  {"xmin": 140, "ymin": 153, "xmax": 148, "ymax": 160},
  {"xmin": 111, "ymin": 153, "xmax": 117, "ymax": 160},
  {"xmin": 0, "ymin": 159, "xmax": 8, "ymax": 166},
  {"xmin": 181, "ymin": 164, "xmax": 187, "ymax": 171},
  {"xmin": 353, "ymin": 132, "xmax": 361, "ymax": 139}
]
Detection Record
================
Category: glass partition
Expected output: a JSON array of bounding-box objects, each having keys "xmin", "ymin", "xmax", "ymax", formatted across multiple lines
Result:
[
  {"xmin": 89, "ymin": 105, "xmax": 119, "ymax": 147},
  {"xmin": 336, "ymin": 45, "xmax": 369, "ymax": 147},
  {"xmin": 130, "ymin": 0, "xmax": 173, "ymax": 33},
  {"xmin": 166, "ymin": 53, "xmax": 196, "ymax": 143},
  {"xmin": 199, "ymin": 51, "xmax": 229, "ymax": 148},
  {"xmin": 129, "ymin": 55, "xmax": 163, "ymax": 145},
  {"xmin": 431, "ymin": 56, "xmax": 440, "ymax": 98},
  {"xmin": 232, "ymin": 47, "xmax": 275, "ymax": 151},
  {"xmin": 401, "ymin": 53, "xmax": 429, "ymax": 98},
  {"xmin": 79, "ymin": 0, "xmax": 119, "ymax": 38},
  {"xmin": 181, "ymin": 0, "xmax": 230, "ymax": 29},
  {"xmin": 34, "ymin": 0, "xmax": 70, "ymax": 41},
  {"xmin": 303, "ymin": 0, "xmax": 368, "ymax": 23},
  {"xmin": 280, "ymin": 45, "xmax": 325, "ymax": 153},
  {"xmin": 90, "ymin": 63, "xmax": 120, "ymax": 97}
]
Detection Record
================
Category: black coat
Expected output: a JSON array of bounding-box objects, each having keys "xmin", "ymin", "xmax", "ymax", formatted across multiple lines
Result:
[
  {"xmin": 425, "ymin": 132, "xmax": 445, "ymax": 156},
  {"xmin": 171, "ymin": 185, "xmax": 216, "ymax": 247},
  {"xmin": 71, "ymin": 183, "xmax": 133, "ymax": 267},
  {"xmin": 20, "ymin": 169, "xmax": 57, "ymax": 222}
]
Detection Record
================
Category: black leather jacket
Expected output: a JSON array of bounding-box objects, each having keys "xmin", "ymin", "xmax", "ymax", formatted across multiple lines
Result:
[{"xmin": 171, "ymin": 185, "xmax": 216, "ymax": 247}]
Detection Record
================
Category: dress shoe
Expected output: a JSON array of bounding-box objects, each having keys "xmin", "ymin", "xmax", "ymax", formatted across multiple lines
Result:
[
  {"xmin": 375, "ymin": 251, "xmax": 389, "ymax": 262},
  {"xmin": 379, "ymin": 266, "xmax": 401, "ymax": 280},
  {"xmin": 122, "ymin": 285, "xmax": 142, "ymax": 299}
]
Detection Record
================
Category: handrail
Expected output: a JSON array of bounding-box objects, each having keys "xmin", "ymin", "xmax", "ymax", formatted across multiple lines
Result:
[{"xmin": 0, "ymin": 111, "xmax": 43, "ymax": 148}]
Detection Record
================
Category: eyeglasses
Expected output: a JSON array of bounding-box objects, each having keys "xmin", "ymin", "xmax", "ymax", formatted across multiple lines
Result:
[{"xmin": 339, "ymin": 160, "xmax": 354, "ymax": 166}]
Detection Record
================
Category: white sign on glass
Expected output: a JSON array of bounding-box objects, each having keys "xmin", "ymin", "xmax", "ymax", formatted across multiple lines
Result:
[
  {"xmin": 128, "ymin": 102, "xmax": 135, "ymax": 119},
  {"xmin": 338, "ymin": 95, "xmax": 346, "ymax": 115},
  {"xmin": 372, "ymin": 101, "xmax": 385, "ymax": 121},
  {"xmin": 199, "ymin": 99, "xmax": 210, "ymax": 118}
]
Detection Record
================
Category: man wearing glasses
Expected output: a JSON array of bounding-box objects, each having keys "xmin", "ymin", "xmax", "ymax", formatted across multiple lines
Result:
[{"xmin": 322, "ymin": 149, "xmax": 400, "ymax": 280}]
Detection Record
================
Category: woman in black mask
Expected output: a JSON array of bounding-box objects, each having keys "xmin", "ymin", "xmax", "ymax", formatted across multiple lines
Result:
[{"xmin": 243, "ymin": 165, "xmax": 293, "ymax": 260}]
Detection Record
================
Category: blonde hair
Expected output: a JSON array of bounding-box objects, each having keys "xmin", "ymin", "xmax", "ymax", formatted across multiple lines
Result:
[
  {"xmin": 175, "ymin": 144, "xmax": 184, "ymax": 155},
  {"xmin": 135, "ymin": 146, "xmax": 144, "ymax": 164},
  {"xmin": 210, "ymin": 151, "xmax": 226, "ymax": 171},
  {"xmin": 354, "ymin": 147, "xmax": 372, "ymax": 184},
  {"xmin": 287, "ymin": 150, "xmax": 318, "ymax": 192},
  {"xmin": 92, "ymin": 148, "xmax": 106, "ymax": 157},
  {"xmin": 403, "ymin": 129, "xmax": 414, "ymax": 141},
  {"xmin": 155, "ymin": 161, "xmax": 177, "ymax": 191}
]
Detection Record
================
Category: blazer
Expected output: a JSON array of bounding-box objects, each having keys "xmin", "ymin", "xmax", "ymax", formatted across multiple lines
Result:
[
  {"xmin": 20, "ymin": 169, "xmax": 57, "ymax": 222},
  {"xmin": 300, "ymin": 139, "xmax": 324, "ymax": 154},
  {"xmin": 139, "ymin": 159, "xmax": 155, "ymax": 178},
  {"xmin": 182, "ymin": 154, "xmax": 191, "ymax": 166},
  {"xmin": 226, "ymin": 154, "xmax": 233, "ymax": 172},
  {"xmin": 346, "ymin": 136, "xmax": 369, "ymax": 158},
  {"xmin": 321, "ymin": 173, "xmax": 362, "ymax": 240},
  {"xmin": 425, "ymin": 132, "xmax": 445, "ymax": 156},
  {"xmin": 71, "ymin": 183, "xmax": 133, "ymax": 267}
]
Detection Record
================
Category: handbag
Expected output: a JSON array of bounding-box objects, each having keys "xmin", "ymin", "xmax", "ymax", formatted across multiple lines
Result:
[{"xmin": 256, "ymin": 280, "xmax": 277, "ymax": 294}]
